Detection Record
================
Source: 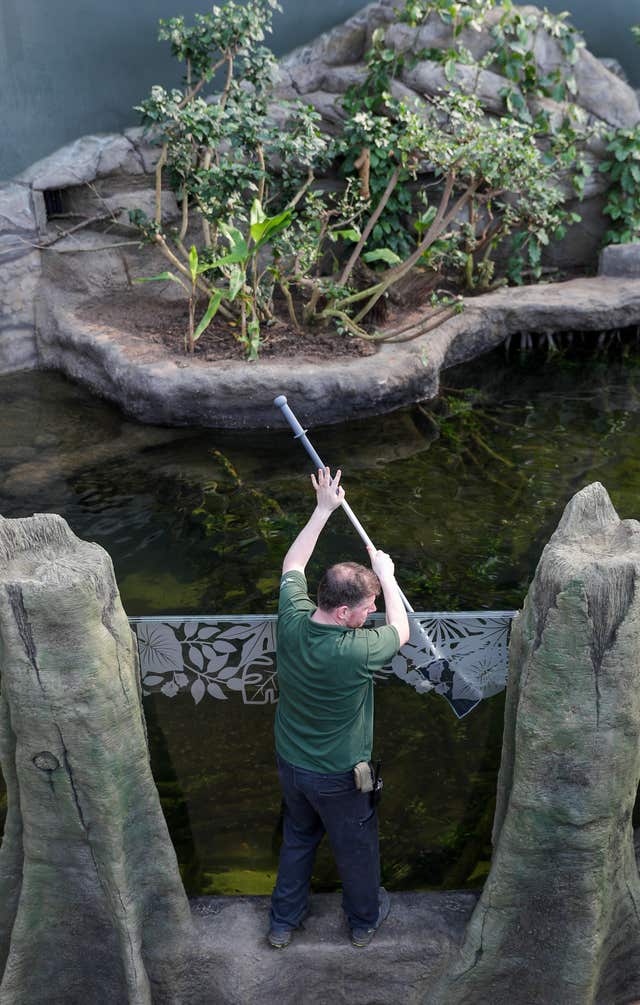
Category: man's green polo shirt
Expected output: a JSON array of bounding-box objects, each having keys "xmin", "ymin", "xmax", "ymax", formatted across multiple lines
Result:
[{"xmin": 274, "ymin": 570, "xmax": 401, "ymax": 773}]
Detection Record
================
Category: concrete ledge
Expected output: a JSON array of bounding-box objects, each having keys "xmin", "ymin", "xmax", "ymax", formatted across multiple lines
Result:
[
  {"xmin": 27, "ymin": 274, "xmax": 640, "ymax": 429},
  {"xmin": 167, "ymin": 890, "xmax": 478, "ymax": 1004}
]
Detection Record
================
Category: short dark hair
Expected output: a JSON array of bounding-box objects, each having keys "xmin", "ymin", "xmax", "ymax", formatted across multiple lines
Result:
[{"xmin": 317, "ymin": 562, "xmax": 380, "ymax": 611}]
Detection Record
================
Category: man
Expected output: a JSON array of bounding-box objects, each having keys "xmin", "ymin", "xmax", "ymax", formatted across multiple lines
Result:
[{"xmin": 268, "ymin": 466, "xmax": 410, "ymax": 950}]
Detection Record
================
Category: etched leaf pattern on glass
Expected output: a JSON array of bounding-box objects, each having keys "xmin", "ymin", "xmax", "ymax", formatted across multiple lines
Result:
[{"xmin": 132, "ymin": 613, "xmax": 514, "ymax": 717}]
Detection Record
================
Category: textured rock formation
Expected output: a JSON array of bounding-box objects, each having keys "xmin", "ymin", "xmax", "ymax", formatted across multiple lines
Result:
[
  {"xmin": 275, "ymin": 1, "xmax": 639, "ymax": 270},
  {"xmin": 277, "ymin": 1, "xmax": 640, "ymax": 131},
  {"xmin": 0, "ymin": 183, "xmax": 45, "ymax": 371},
  {"xmin": 17, "ymin": 133, "xmax": 149, "ymax": 190},
  {"xmin": 599, "ymin": 242, "xmax": 640, "ymax": 278},
  {"xmin": 26, "ymin": 273, "xmax": 640, "ymax": 429},
  {"xmin": 0, "ymin": 514, "xmax": 193, "ymax": 1004},
  {"xmin": 431, "ymin": 483, "xmax": 640, "ymax": 1005}
]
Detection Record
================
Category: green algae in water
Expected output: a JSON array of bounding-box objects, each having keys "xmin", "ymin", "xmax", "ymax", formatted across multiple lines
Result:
[{"xmin": 1, "ymin": 339, "xmax": 640, "ymax": 892}]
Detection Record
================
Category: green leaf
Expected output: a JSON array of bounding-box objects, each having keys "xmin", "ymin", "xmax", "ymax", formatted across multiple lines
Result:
[
  {"xmin": 198, "ymin": 250, "xmax": 247, "ymax": 271},
  {"xmin": 444, "ymin": 58, "xmax": 458, "ymax": 82},
  {"xmin": 193, "ymin": 291, "xmax": 224, "ymax": 342},
  {"xmin": 250, "ymin": 199, "xmax": 266, "ymax": 227},
  {"xmin": 335, "ymin": 227, "xmax": 361, "ymax": 243},
  {"xmin": 250, "ymin": 209, "xmax": 293, "ymax": 248},
  {"xmin": 134, "ymin": 271, "xmax": 181, "ymax": 284},
  {"xmin": 243, "ymin": 318, "xmax": 261, "ymax": 361},
  {"xmin": 219, "ymin": 222, "xmax": 249, "ymax": 259},
  {"xmin": 415, "ymin": 206, "xmax": 437, "ymax": 234},
  {"xmin": 362, "ymin": 248, "xmax": 402, "ymax": 266},
  {"xmin": 228, "ymin": 265, "xmax": 246, "ymax": 302},
  {"xmin": 189, "ymin": 245, "xmax": 198, "ymax": 284}
]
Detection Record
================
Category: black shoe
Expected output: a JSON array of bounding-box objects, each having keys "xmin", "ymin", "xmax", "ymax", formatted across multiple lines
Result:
[
  {"xmin": 268, "ymin": 924, "xmax": 294, "ymax": 949},
  {"xmin": 267, "ymin": 907, "xmax": 309, "ymax": 949},
  {"xmin": 350, "ymin": 888, "xmax": 390, "ymax": 948}
]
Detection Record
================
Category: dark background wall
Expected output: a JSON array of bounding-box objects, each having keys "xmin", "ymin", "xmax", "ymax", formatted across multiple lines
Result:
[{"xmin": 2, "ymin": 0, "xmax": 639, "ymax": 181}]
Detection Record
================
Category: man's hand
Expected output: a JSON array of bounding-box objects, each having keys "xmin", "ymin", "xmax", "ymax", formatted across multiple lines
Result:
[
  {"xmin": 282, "ymin": 467, "xmax": 344, "ymax": 575},
  {"xmin": 311, "ymin": 467, "xmax": 345, "ymax": 515},
  {"xmin": 366, "ymin": 545, "xmax": 395, "ymax": 582},
  {"xmin": 366, "ymin": 545, "xmax": 410, "ymax": 646}
]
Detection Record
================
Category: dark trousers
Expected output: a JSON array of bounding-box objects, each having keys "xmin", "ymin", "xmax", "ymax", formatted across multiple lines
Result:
[{"xmin": 270, "ymin": 754, "xmax": 380, "ymax": 930}]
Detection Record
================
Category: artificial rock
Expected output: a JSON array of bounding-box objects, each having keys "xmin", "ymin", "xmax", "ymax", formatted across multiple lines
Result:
[
  {"xmin": 599, "ymin": 241, "xmax": 640, "ymax": 278},
  {"xmin": 430, "ymin": 482, "xmax": 640, "ymax": 1005},
  {"xmin": 272, "ymin": 0, "xmax": 639, "ymax": 275},
  {"xmin": 0, "ymin": 514, "xmax": 193, "ymax": 1004},
  {"xmin": 18, "ymin": 134, "xmax": 145, "ymax": 190},
  {"xmin": 0, "ymin": 182, "xmax": 42, "ymax": 371}
]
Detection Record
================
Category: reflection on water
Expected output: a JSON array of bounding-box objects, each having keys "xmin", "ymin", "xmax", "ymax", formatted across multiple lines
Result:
[{"xmin": 1, "ymin": 339, "xmax": 640, "ymax": 892}]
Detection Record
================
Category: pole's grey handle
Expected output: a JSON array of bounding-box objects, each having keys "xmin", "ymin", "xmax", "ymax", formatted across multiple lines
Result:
[
  {"xmin": 273, "ymin": 395, "xmax": 422, "ymax": 619},
  {"xmin": 274, "ymin": 395, "xmax": 325, "ymax": 472}
]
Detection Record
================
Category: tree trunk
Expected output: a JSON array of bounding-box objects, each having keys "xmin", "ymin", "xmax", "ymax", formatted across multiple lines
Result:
[
  {"xmin": 431, "ymin": 482, "xmax": 640, "ymax": 1005},
  {"xmin": 0, "ymin": 514, "xmax": 193, "ymax": 1004}
]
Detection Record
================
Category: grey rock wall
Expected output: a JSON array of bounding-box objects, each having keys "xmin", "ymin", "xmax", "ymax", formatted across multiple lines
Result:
[
  {"xmin": 275, "ymin": 2, "xmax": 639, "ymax": 271},
  {"xmin": 430, "ymin": 482, "xmax": 640, "ymax": 1005},
  {"xmin": 599, "ymin": 241, "xmax": 640, "ymax": 277},
  {"xmin": 0, "ymin": 183, "xmax": 44, "ymax": 371}
]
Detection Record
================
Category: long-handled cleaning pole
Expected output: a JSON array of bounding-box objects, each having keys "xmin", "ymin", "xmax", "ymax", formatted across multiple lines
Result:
[{"xmin": 274, "ymin": 395, "xmax": 445, "ymax": 667}]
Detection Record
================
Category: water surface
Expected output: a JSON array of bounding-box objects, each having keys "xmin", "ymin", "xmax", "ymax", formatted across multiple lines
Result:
[{"xmin": 1, "ymin": 338, "xmax": 639, "ymax": 893}]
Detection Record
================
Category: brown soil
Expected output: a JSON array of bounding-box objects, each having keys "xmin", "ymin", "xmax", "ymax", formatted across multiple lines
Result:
[{"xmin": 78, "ymin": 290, "xmax": 377, "ymax": 363}]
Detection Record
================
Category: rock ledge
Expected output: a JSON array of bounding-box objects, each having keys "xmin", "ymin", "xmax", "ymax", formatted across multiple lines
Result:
[{"xmin": 26, "ymin": 275, "xmax": 640, "ymax": 429}]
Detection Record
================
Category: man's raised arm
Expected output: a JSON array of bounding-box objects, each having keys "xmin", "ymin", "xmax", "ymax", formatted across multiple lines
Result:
[
  {"xmin": 282, "ymin": 468, "xmax": 345, "ymax": 575},
  {"xmin": 366, "ymin": 546, "xmax": 410, "ymax": 646}
]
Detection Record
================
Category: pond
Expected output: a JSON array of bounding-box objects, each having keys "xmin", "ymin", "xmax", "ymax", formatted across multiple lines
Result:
[{"xmin": 1, "ymin": 333, "xmax": 639, "ymax": 895}]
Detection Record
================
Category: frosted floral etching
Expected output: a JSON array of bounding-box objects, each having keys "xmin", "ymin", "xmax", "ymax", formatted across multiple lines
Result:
[
  {"xmin": 133, "ymin": 618, "xmax": 277, "ymax": 705},
  {"xmin": 383, "ymin": 613, "xmax": 514, "ymax": 717},
  {"xmin": 131, "ymin": 611, "xmax": 515, "ymax": 718}
]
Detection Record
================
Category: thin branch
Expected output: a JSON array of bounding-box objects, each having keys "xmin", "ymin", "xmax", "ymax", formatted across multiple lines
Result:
[
  {"xmin": 320, "ymin": 308, "xmax": 368, "ymax": 338},
  {"xmin": 83, "ymin": 180, "xmax": 124, "ymax": 227},
  {"xmin": 333, "ymin": 282, "xmax": 385, "ymax": 309},
  {"xmin": 196, "ymin": 153, "xmax": 213, "ymax": 248},
  {"xmin": 155, "ymin": 143, "xmax": 168, "ymax": 226},
  {"xmin": 177, "ymin": 56, "xmax": 226, "ymax": 109},
  {"xmin": 256, "ymin": 144, "xmax": 266, "ymax": 205},
  {"xmin": 399, "ymin": 172, "xmax": 460, "ymax": 273},
  {"xmin": 339, "ymin": 165, "xmax": 401, "ymax": 287},
  {"xmin": 359, "ymin": 305, "xmax": 457, "ymax": 343},
  {"xmin": 470, "ymin": 432, "xmax": 515, "ymax": 468},
  {"xmin": 285, "ymin": 168, "xmax": 315, "ymax": 211},
  {"xmin": 279, "ymin": 282, "xmax": 301, "ymax": 332},
  {"xmin": 45, "ymin": 241, "xmax": 141, "ymax": 254},
  {"xmin": 354, "ymin": 146, "xmax": 371, "ymax": 200},
  {"xmin": 303, "ymin": 284, "xmax": 324, "ymax": 325},
  {"xmin": 352, "ymin": 178, "xmax": 476, "ymax": 324},
  {"xmin": 179, "ymin": 190, "xmax": 189, "ymax": 242},
  {"xmin": 22, "ymin": 213, "xmax": 116, "ymax": 249}
]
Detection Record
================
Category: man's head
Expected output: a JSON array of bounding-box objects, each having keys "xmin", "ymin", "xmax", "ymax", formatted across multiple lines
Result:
[{"xmin": 317, "ymin": 562, "xmax": 380, "ymax": 628}]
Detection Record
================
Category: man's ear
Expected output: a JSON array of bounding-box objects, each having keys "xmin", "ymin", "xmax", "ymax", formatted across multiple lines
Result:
[{"xmin": 335, "ymin": 605, "xmax": 349, "ymax": 623}]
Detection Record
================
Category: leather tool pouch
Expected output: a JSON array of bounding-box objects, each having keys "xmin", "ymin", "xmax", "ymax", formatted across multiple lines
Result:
[{"xmin": 353, "ymin": 760, "xmax": 374, "ymax": 793}]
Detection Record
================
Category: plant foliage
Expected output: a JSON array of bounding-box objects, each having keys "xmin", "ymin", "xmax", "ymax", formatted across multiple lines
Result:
[{"xmin": 129, "ymin": 0, "xmax": 627, "ymax": 357}]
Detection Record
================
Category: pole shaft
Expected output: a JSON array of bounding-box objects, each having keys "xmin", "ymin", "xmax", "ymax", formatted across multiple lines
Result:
[{"xmin": 274, "ymin": 396, "xmax": 417, "ymax": 615}]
